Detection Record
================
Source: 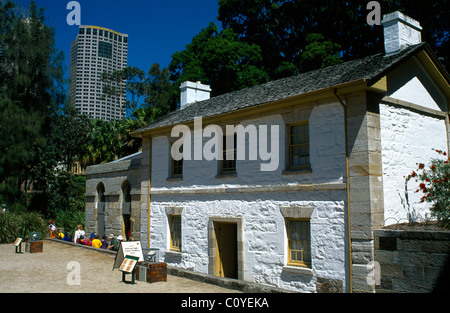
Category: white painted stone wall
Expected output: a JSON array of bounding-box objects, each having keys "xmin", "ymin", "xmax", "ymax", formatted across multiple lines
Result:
[
  {"xmin": 148, "ymin": 101, "xmax": 349, "ymax": 293},
  {"xmin": 380, "ymin": 59, "xmax": 448, "ymax": 225},
  {"xmin": 380, "ymin": 103, "xmax": 447, "ymax": 225},
  {"xmin": 150, "ymin": 194, "xmax": 346, "ymax": 292},
  {"xmin": 151, "ymin": 101, "xmax": 346, "ymax": 189}
]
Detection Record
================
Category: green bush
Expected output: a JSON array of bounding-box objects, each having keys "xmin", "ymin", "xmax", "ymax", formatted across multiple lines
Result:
[
  {"xmin": 406, "ymin": 149, "xmax": 450, "ymax": 229},
  {"xmin": 55, "ymin": 209, "xmax": 85, "ymax": 237},
  {"xmin": 0, "ymin": 211, "xmax": 47, "ymax": 244}
]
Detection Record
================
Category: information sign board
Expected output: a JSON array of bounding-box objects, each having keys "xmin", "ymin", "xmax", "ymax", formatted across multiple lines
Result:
[{"xmin": 113, "ymin": 241, "xmax": 143, "ymax": 270}]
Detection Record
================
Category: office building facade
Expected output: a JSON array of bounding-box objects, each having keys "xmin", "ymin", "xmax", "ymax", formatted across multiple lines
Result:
[{"xmin": 69, "ymin": 25, "xmax": 128, "ymax": 121}]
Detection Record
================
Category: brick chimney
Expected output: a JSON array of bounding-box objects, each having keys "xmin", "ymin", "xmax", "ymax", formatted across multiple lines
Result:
[
  {"xmin": 382, "ymin": 11, "xmax": 422, "ymax": 56},
  {"xmin": 180, "ymin": 81, "xmax": 211, "ymax": 109}
]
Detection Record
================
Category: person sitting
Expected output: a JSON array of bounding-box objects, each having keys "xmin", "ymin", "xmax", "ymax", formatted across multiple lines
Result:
[
  {"xmin": 63, "ymin": 232, "xmax": 72, "ymax": 242},
  {"xmin": 57, "ymin": 229, "xmax": 65, "ymax": 240},
  {"xmin": 91, "ymin": 233, "xmax": 102, "ymax": 248},
  {"xmin": 73, "ymin": 225, "xmax": 85, "ymax": 244},
  {"xmin": 48, "ymin": 220, "xmax": 57, "ymax": 238},
  {"xmin": 107, "ymin": 234, "xmax": 119, "ymax": 251},
  {"xmin": 87, "ymin": 232, "xmax": 95, "ymax": 246},
  {"xmin": 101, "ymin": 235, "xmax": 109, "ymax": 249},
  {"xmin": 79, "ymin": 235, "xmax": 88, "ymax": 245}
]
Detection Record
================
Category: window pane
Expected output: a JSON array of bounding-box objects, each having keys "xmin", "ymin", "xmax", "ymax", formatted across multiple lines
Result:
[
  {"xmin": 170, "ymin": 215, "xmax": 181, "ymax": 250},
  {"xmin": 221, "ymin": 135, "xmax": 236, "ymax": 173},
  {"xmin": 288, "ymin": 219, "xmax": 311, "ymax": 265},
  {"xmin": 289, "ymin": 122, "xmax": 310, "ymax": 169},
  {"xmin": 98, "ymin": 41, "xmax": 113, "ymax": 59},
  {"xmin": 171, "ymin": 144, "xmax": 183, "ymax": 177}
]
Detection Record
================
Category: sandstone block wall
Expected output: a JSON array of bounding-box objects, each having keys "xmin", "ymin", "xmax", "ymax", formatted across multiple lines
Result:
[{"xmin": 374, "ymin": 228, "xmax": 450, "ymax": 292}]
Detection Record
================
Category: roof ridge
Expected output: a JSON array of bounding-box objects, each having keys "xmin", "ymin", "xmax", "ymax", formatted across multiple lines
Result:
[{"xmin": 133, "ymin": 43, "xmax": 427, "ymax": 136}]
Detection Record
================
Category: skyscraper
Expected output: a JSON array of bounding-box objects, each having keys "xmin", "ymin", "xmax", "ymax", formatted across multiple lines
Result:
[{"xmin": 69, "ymin": 25, "xmax": 128, "ymax": 121}]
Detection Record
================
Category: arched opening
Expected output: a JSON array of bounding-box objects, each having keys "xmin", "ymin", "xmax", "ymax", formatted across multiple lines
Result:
[
  {"xmin": 96, "ymin": 183, "xmax": 106, "ymax": 238},
  {"xmin": 121, "ymin": 180, "xmax": 132, "ymax": 241}
]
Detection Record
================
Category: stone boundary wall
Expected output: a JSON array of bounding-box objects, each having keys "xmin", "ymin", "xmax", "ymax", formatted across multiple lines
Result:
[{"xmin": 374, "ymin": 228, "xmax": 450, "ymax": 292}]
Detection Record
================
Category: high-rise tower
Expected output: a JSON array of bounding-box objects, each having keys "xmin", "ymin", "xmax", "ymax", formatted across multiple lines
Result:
[{"xmin": 69, "ymin": 25, "xmax": 128, "ymax": 121}]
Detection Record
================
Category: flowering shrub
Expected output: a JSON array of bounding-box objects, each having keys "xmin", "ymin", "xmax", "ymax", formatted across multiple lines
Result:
[{"xmin": 406, "ymin": 149, "xmax": 450, "ymax": 229}]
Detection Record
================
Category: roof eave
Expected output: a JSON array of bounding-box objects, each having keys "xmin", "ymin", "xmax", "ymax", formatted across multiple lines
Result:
[{"xmin": 132, "ymin": 79, "xmax": 373, "ymax": 138}]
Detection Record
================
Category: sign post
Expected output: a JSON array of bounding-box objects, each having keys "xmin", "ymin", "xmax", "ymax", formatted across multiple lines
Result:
[
  {"xmin": 113, "ymin": 241, "xmax": 143, "ymax": 270},
  {"xmin": 119, "ymin": 255, "xmax": 139, "ymax": 284},
  {"xmin": 14, "ymin": 238, "xmax": 22, "ymax": 254}
]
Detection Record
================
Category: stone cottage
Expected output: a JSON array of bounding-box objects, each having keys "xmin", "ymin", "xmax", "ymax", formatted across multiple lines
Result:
[{"xmin": 85, "ymin": 12, "xmax": 450, "ymax": 293}]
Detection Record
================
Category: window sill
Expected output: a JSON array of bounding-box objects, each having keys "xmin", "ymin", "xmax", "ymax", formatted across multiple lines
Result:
[
  {"xmin": 282, "ymin": 168, "xmax": 312, "ymax": 176},
  {"xmin": 165, "ymin": 250, "xmax": 182, "ymax": 257},
  {"xmin": 166, "ymin": 177, "xmax": 183, "ymax": 183},
  {"xmin": 282, "ymin": 265, "xmax": 314, "ymax": 276},
  {"xmin": 215, "ymin": 173, "xmax": 237, "ymax": 179}
]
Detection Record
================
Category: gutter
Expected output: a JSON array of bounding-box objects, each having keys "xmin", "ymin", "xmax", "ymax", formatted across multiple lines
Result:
[{"xmin": 333, "ymin": 89, "xmax": 353, "ymax": 293}]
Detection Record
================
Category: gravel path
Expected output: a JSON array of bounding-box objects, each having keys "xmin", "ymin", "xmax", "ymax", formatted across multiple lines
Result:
[{"xmin": 0, "ymin": 240, "xmax": 239, "ymax": 293}]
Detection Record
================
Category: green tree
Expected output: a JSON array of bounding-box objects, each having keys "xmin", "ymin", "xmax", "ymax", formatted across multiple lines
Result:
[
  {"xmin": 146, "ymin": 63, "xmax": 173, "ymax": 114},
  {"xmin": 218, "ymin": 0, "xmax": 450, "ymax": 77},
  {"xmin": 52, "ymin": 104, "xmax": 91, "ymax": 171},
  {"xmin": 102, "ymin": 63, "xmax": 172, "ymax": 118},
  {"xmin": 0, "ymin": 1, "xmax": 65, "ymax": 206},
  {"xmin": 298, "ymin": 33, "xmax": 343, "ymax": 73},
  {"xmin": 99, "ymin": 63, "xmax": 174, "ymax": 160},
  {"xmin": 169, "ymin": 22, "xmax": 268, "ymax": 102},
  {"xmin": 101, "ymin": 66, "xmax": 147, "ymax": 118},
  {"xmin": 46, "ymin": 171, "xmax": 86, "ymax": 219},
  {"xmin": 82, "ymin": 119, "xmax": 123, "ymax": 166}
]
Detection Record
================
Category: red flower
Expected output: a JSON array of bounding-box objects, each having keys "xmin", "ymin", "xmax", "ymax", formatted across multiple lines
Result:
[
  {"xmin": 411, "ymin": 171, "xmax": 417, "ymax": 177},
  {"xmin": 418, "ymin": 163, "xmax": 425, "ymax": 169},
  {"xmin": 444, "ymin": 152, "xmax": 447, "ymax": 156},
  {"xmin": 419, "ymin": 183, "xmax": 426, "ymax": 190}
]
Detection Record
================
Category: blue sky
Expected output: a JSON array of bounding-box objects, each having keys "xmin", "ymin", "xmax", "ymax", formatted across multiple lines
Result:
[{"xmin": 24, "ymin": 0, "xmax": 220, "ymax": 80}]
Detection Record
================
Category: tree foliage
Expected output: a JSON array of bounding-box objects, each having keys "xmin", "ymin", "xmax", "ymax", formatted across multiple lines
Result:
[
  {"xmin": 169, "ymin": 22, "xmax": 269, "ymax": 103},
  {"xmin": 217, "ymin": 0, "xmax": 449, "ymax": 78},
  {"xmin": 0, "ymin": 1, "xmax": 65, "ymax": 206}
]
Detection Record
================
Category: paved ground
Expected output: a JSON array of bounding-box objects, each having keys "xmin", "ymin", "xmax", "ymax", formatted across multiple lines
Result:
[{"xmin": 0, "ymin": 240, "xmax": 240, "ymax": 293}]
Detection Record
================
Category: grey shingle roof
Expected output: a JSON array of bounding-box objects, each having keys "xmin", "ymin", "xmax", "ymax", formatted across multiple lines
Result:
[{"xmin": 133, "ymin": 43, "xmax": 427, "ymax": 135}]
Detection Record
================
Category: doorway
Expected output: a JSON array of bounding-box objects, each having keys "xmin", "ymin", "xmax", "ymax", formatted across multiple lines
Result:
[
  {"xmin": 214, "ymin": 222, "xmax": 238, "ymax": 279},
  {"xmin": 123, "ymin": 214, "xmax": 131, "ymax": 240},
  {"xmin": 96, "ymin": 183, "xmax": 106, "ymax": 238}
]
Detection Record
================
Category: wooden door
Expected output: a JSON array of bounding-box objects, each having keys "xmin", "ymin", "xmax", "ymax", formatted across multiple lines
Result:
[{"xmin": 215, "ymin": 222, "xmax": 237, "ymax": 279}]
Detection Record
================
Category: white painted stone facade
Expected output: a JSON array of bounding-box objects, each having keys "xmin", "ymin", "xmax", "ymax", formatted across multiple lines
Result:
[
  {"xmin": 84, "ymin": 18, "xmax": 450, "ymax": 292},
  {"xmin": 380, "ymin": 58, "xmax": 448, "ymax": 225},
  {"xmin": 147, "ymin": 101, "xmax": 349, "ymax": 292}
]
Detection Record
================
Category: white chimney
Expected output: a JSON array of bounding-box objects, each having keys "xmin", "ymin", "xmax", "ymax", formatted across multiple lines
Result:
[
  {"xmin": 382, "ymin": 11, "xmax": 422, "ymax": 55},
  {"xmin": 180, "ymin": 81, "xmax": 211, "ymax": 109}
]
